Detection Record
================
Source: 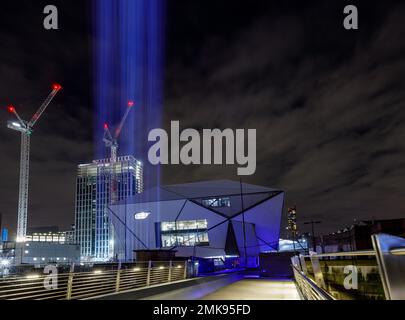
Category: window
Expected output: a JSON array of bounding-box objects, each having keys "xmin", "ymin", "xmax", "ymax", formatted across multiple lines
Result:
[
  {"xmin": 134, "ymin": 211, "xmax": 150, "ymax": 220},
  {"xmin": 202, "ymin": 197, "xmax": 231, "ymax": 208},
  {"xmin": 160, "ymin": 219, "xmax": 209, "ymax": 247}
]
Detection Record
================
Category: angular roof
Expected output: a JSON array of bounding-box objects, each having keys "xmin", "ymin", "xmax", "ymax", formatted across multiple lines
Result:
[{"xmin": 119, "ymin": 179, "xmax": 282, "ymax": 204}]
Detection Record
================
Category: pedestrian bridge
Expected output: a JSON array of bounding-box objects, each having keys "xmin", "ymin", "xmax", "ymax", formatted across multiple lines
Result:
[{"xmin": 0, "ymin": 233, "xmax": 404, "ymax": 300}]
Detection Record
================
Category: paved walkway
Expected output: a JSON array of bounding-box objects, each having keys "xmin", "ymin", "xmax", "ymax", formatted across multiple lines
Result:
[
  {"xmin": 144, "ymin": 277, "xmax": 301, "ymax": 300},
  {"xmin": 201, "ymin": 279, "xmax": 301, "ymax": 300}
]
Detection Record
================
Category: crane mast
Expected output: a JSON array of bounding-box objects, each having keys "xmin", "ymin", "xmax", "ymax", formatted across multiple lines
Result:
[
  {"xmin": 7, "ymin": 84, "xmax": 62, "ymax": 242},
  {"xmin": 102, "ymin": 101, "xmax": 134, "ymax": 259},
  {"xmin": 102, "ymin": 101, "xmax": 134, "ymax": 207}
]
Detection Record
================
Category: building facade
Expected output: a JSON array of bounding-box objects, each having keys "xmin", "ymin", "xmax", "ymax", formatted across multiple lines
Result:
[
  {"xmin": 320, "ymin": 218, "xmax": 405, "ymax": 253},
  {"xmin": 75, "ymin": 155, "xmax": 143, "ymax": 262},
  {"xmin": 25, "ymin": 226, "xmax": 73, "ymax": 244},
  {"xmin": 110, "ymin": 180, "xmax": 284, "ymax": 267}
]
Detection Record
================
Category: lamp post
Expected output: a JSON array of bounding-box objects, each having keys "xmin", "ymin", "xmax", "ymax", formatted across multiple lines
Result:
[{"xmin": 303, "ymin": 220, "xmax": 322, "ymax": 252}]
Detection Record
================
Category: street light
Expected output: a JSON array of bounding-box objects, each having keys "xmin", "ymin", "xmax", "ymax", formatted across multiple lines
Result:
[{"xmin": 303, "ymin": 220, "xmax": 322, "ymax": 252}]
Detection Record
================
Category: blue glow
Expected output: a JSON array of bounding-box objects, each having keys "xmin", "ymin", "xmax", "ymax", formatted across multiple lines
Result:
[
  {"xmin": 1, "ymin": 228, "xmax": 8, "ymax": 242},
  {"xmin": 93, "ymin": 0, "xmax": 165, "ymax": 192}
]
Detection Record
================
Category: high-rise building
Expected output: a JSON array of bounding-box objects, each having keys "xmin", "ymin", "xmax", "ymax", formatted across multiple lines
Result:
[{"xmin": 74, "ymin": 155, "xmax": 143, "ymax": 262}]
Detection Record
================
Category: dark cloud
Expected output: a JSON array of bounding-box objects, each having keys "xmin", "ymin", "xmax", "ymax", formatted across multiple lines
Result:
[
  {"xmin": 163, "ymin": 1, "xmax": 405, "ymax": 234},
  {"xmin": 0, "ymin": 1, "xmax": 93, "ymax": 234}
]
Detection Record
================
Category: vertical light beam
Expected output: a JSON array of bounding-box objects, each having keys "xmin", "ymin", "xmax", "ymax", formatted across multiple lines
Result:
[
  {"xmin": 93, "ymin": 0, "xmax": 165, "ymax": 190},
  {"xmin": 93, "ymin": 0, "xmax": 165, "ymax": 260}
]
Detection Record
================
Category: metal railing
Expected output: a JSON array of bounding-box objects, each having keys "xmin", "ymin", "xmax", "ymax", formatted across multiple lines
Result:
[
  {"xmin": 291, "ymin": 233, "xmax": 405, "ymax": 300},
  {"xmin": 0, "ymin": 260, "xmax": 188, "ymax": 300},
  {"xmin": 292, "ymin": 266, "xmax": 333, "ymax": 300}
]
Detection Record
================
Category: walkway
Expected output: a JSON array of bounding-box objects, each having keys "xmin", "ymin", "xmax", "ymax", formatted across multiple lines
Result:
[
  {"xmin": 201, "ymin": 278, "xmax": 301, "ymax": 300},
  {"xmin": 144, "ymin": 277, "xmax": 301, "ymax": 300}
]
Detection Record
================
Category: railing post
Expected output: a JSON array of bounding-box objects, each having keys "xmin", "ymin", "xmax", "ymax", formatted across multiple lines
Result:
[
  {"xmin": 372, "ymin": 233, "xmax": 405, "ymax": 300},
  {"xmin": 146, "ymin": 261, "xmax": 152, "ymax": 286},
  {"xmin": 115, "ymin": 266, "xmax": 122, "ymax": 292},
  {"xmin": 183, "ymin": 260, "xmax": 187, "ymax": 279},
  {"xmin": 66, "ymin": 272, "xmax": 74, "ymax": 300},
  {"xmin": 309, "ymin": 252, "xmax": 326, "ymax": 289},
  {"xmin": 168, "ymin": 261, "xmax": 172, "ymax": 283}
]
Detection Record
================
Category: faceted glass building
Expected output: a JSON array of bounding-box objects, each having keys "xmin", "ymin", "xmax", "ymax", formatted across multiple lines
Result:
[
  {"xmin": 75, "ymin": 156, "xmax": 143, "ymax": 261},
  {"xmin": 110, "ymin": 180, "xmax": 284, "ymax": 267}
]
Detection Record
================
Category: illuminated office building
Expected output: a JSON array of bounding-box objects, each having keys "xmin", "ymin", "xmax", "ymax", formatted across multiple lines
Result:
[
  {"xmin": 74, "ymin": 156, "xmax": 143, "ymax": 261},
  {"xmin": 110, "ymin": 180, "xmax": 284, "ymax": 267}
]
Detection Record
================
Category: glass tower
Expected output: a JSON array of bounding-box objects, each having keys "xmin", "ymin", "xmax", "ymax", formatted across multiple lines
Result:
[{"xmin": 75, "ymin": 156, "xmax": 143, "ymax": 262}]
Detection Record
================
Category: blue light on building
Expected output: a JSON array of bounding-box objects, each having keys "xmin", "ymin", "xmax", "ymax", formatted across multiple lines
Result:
[
  {"xmin": 110, "ymin": 180, "xmax": 284, "ymax": 267},
  {"xmin": 1, "ymin": 228, "xmax": 8, "ymax": 242}
]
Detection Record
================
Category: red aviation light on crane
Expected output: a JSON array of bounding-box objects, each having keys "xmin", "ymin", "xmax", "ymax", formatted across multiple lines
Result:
[
  {"xmin": 104, "ymin": 123, "xmax": 109, "ymax": 129},
  {"xmin": 7, "ymin": 105, "xmax": 15, "ymax": 113},
  {"xmin": 127, "ymin": 100, "xmax": 135, "ymax": 107},
  {"xmin": 52, "ymin": 83, "xmax": 62, "ymax": 91}
]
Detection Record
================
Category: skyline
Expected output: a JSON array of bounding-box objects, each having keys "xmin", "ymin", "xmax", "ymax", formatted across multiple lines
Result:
[{"xmin": 1, "ymin": 0, "xmax": 405, "ymax": 237}]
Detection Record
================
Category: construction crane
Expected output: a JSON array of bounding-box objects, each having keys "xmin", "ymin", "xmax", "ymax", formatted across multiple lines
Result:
[
  {"xmin": 103, "ymin": 100, "xmax": 134, "ymax": 163},
  {"xmin": 102, "ymin": 100, "xmax": 134, "ymax": 260},
  {"xmin": 7, "ymin": 83, "xmax": 62, "ymax": 242}
]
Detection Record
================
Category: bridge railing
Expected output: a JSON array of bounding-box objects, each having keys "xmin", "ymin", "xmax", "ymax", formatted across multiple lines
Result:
[
  {"xmin": 291, "ymin": 233, "xmax": 405, "ymax": 300},
  {"xmin": 0, "ymin": 260, "xmax": 188, "ymax": 300},
  {"xmin": 292, "ymin": 265, "xmax": 334, "ymax": 300}
]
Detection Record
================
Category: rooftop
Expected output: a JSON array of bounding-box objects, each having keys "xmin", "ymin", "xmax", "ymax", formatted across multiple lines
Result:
[{"xmin": 118, "ymin": 179, "xmax": 283, "ymax": 204}]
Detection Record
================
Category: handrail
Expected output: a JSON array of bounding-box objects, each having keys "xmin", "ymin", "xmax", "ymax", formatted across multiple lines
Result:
[
  {"xmin": 390, "ymin": 248, "xmax": 405, "ymax": 256},
  {"xmin": 292, "ymin": 265, "xmax": 334, "ymax": 300},
  {"xmin": 308, "ymin": 250, "xmax": 376, "ymax": 258},
  {"xmin": 0, "ymin": 260, "xmax": 189, "ymax": 300},
  {"xmin": 300, "ymin": 247, "xmax": 405, "ymax": 258}
]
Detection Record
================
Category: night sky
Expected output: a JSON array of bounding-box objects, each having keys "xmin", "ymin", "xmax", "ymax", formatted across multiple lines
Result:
[{"xmin": 1, "ymin": 0, "xmax": 405, "ymax": 238}]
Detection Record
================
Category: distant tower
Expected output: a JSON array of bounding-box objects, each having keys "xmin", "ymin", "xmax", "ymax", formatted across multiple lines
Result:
[
  {"xmin": 74, "ymin": 156, "xmax": 143, "ymax": 261},
  {"xmin": 287, "ymin": 206, "xmax": 298, "ymax": 252},
  {"xmin": 287, "ymin": 206, "xmax": 298, "ymax": 238}
]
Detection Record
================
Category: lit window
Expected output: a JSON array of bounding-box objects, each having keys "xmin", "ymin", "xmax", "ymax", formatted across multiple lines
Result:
[
  {"xmin": 202, "ymin": 197, "xmax": 231, "ymax": 208},
  {"xmin": 160, "ymin": 219, "xmax": 209, "ymax": 248},
  {"xmin": 134, "ymin": 211, "xmax": 150, "ymax": 220}
]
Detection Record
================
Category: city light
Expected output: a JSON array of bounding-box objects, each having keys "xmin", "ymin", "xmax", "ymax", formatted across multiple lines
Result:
[
  {"xmin": 11, "ymin": 122, "xmax": 21, "ymax": 128},
  {"xmin": 93, "ymin": 270, "xmax": 102, "ymax": 275},
  {"xmin": 52, "ymin": 83, "xmax": 62, "ymax": 90},
  {"xmin": 16, "ymin": 236, "xmax": 26, "ymax": 243},
  {"xmin": 133, "ymin": 268, "xmax": 141, "ymax": 272},
  {"xmin": 26, "ymin": 274, "xmax": 40, "ymax": 280},
  {"xmin": 1, "ymin": 260, "xmax": 9, "ymax": 266}
]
